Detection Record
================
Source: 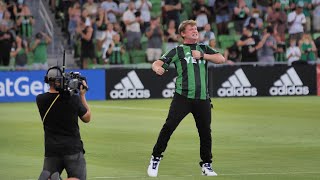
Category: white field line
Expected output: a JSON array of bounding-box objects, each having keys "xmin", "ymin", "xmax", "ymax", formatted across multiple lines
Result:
[
  {"xmin": 22, "ymin": 171, "xmax": 320, "ymax": 180},
  {"xmin": 92, "ymin": 105, "xmax": 168, "ymax": 112},
  {"xmin": 89, "ymin": 171, "xmax": 320, "ymax": 179}
]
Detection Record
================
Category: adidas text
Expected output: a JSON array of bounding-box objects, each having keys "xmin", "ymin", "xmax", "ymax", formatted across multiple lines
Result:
[
  {"xmin": 110, "ymin": 70, "xmax": 150, "ymax": 99},
  {"xmin": 217, "ymin": 69, "xmax": 257, "ymax": 97},
  {"xmin": 269, "ymin": 86, "xmax": 309, "ymax": 96},
  {"xmin": 218, "ymin": 87, "xmax": 257, "ymax": 97},
  {"xmin": 269, "ymin": 67, "xmax": 309, "ymax": 96},
  {"xmin": 110, "ymin": 89, "xmax": 150, "ymax": 99},
  {"xmin": 162, "ymin": 78, "xmax": 176, "ymax": 98},
  {"xmin": 162, "ymin": 89, "xmax": 175, "ymax": 98}
]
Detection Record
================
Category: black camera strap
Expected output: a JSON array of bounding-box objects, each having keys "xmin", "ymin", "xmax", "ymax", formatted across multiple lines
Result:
[{"xmin": 42, "ymin": 94, "xmax": 60, "ymax": 123}]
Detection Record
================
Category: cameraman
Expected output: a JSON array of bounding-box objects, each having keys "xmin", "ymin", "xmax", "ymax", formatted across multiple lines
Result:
[{"xmin": 36, "ymin": 67, "xmax": 91, "ymax": 180}]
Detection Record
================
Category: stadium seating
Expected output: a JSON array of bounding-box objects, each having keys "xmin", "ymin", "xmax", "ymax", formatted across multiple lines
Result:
[
  {"xmin": 218, "ymin": 35, "xmax": 236, "ymax": 50},
  {"xmin": 129, "ymin": 50, "xmax": 147, "ymax": 64}
]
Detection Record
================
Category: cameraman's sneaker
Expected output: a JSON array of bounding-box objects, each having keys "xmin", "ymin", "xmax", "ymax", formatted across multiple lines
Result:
[
  {"xmin": 201, "ymin": 163, "xmax": 217, "ymax": 176},
  {"xmin": 147, "ymin": 156, "xmax": 162, "ymax": 177}
]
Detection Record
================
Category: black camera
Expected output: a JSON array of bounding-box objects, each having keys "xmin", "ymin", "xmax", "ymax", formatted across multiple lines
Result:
[
  {"xmin": 45, "ymin": 50, "xmax": 88, "ymax": 95},
  {"xmin": 45, "ymin": 67, "xmax": 88, "ymax": 96},
  {"xmin": 64, "ymin": 71, "xmax": 88, "ymax": 94},
  {"xmin": 36, "ymin": 32, "xmax": 43, "ymax": 39},
  {"xmin": 134, "ymin": 11, "xmax": 141, "ymax": 17}
]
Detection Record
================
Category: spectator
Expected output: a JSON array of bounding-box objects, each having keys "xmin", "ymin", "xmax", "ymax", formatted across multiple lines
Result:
[
  {"xmin": 207, "ymin": 0, "xmax": 216, "ymax": 15},
  {"xmin": 49, "ymin": 0, "xmax": 56, "ymax": 13},
  {"xmin": 135, "ymin": 0, "xmax": 152, "ymax": 33},
  {"xmin": 299, "ymin": 33, "xmax": 317, "ymax": 62},
  {"xmin": 287, "ymin": 2, "xmax": 306, "ymax": 43},
  {"xmin": 164, "ymin": 19, "xmax": 179, "ymax": 51},
  {"xmin": 0, "ymin": 24, "xmax": 14, "ymax": 66},
  {"xmin": 102, "ymin": 22, "xmax": 117, "ymax": 62},
  {"xmin": 123, "ymin": 1, "xmax": 143, "ymax": 50},
  {"xmin": 275, "ymin": 42, "xmax": 286, "ymax": 62},
  {"xmin": 295, "ymin": 0, "xmax": 312, "ymax": 33},
  {"xmin": 0, "ymin": 1, "xmax": 5, "ymax": 21},
  {"xmin": 95, "ymin": 8, "xmax": 109, "ymax": 50},
  {"xmin": 81, "ymin": 8, "xmax": 92, "ymax": 30},
  {"xmin": 76, "ymin": 17, "xmax": 96, "ymax": 69},
  {"xmin": 314, "ymin": 36, "xmax": 320, "ymax": 58},
  {"xmin": 163, "ymin": 0, "xmax": 181, "ymax": 31},
  {"xmin": 266, "ymin": 2, "xmax": 287, "ymax": 43},
  {"xmin": 258, "ymin": 26, "xmax": 277, "ymax": 65},
  {"xmin": 274, "ymin": 0, "xmax": 290, "ymax": 12},
  {"xmin": 237, "ymin": 25, "xmax": 261, "ymax": 62},
  {"xmin": 119, "ymin": 0, "xmax": 130, "ymax": 14},
  {"xmin": 312, "ymin": 0, "xmax": 320, "ymax": 32},
  {"xmin": 234, "ymin": 0, "xmax": 250, "ymax": 34},
  {"xmin": 244, "ymin": 9, "xmax": 263, "ymax": 36},
  {"xmin": 68, "ymin": 2, "xmax": 81, "ymax": 48},
  {"xmin": 11, "ymin": 35, "xmax": 28, "ymax": 70},
  {"xmin": 224, "ymin": 42, "xmax": 241, "ymax": 64},
  {"xmin": 145, "ymin": 16, "xmax": 163, "ymax": 63},
  {"xmin": 199, "ymin": 23, "xmax": 215, "ymax": 45},
  {"xmin": 83, "ymin": 0, "xmax": 99, "ymax": 19},
  {"xmin": 101, "ymin": 0, "xmax": 120, "ymax": 24},
  {"xmin": 107, "ymin": 34, "xmax": 125, "ymax": 64},
  {"xmin": 30, "ymin": 32, "xmax": 51, "ymax": 70},
  {"xmin": 15, "ymin": 0, "xmax": 35, "ymax": 40},
  {"xmin": 214, "ymin": 0, "xmax": 230, "ymax": 35},
  {"xmin": 113, "ymin": 21, "xmax": 124, "ymax": 40},
  {"xmin": 6, "ymin": 0, "xmax": 18, "ymax": 22},
  {"xmin": 208, "ymin": 38, "xmax": 217, "ymax": 49},
  {"xmin": 286, "ymin": 38, "xmax": 301, "ymax": 65},
  {"xmin": 1, "ymin": 10, "xmax": 15, "ymax": 37},
  {"xmin": 253, "ymin": 0, "xmax": 270, "ymax": 18},
  {"xmin": 244, "ymin": 0, "xmax": 253, "ymax": 9},
  {"xmin": 192, "ymin": 0, "xmax": 211, "ymax": 31}
]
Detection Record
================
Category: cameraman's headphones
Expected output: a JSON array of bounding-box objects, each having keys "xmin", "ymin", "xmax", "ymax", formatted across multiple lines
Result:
[{"xmin": 44, "ymin": 66, "xmax": 63, "ymax": 83}]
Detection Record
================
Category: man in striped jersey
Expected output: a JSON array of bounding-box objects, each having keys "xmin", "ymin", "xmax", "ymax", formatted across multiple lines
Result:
[{"xmin": 147, "ymin": 20, "xmax": 225, "ymax": 177}]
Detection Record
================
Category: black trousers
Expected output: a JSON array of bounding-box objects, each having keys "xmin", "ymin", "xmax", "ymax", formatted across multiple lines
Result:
[
  {"xmin": 152, "ymin": 93, "xmax": 213, "ymax": 165},
  {"xmin": 42, "ymin": 152, "xmax": 86, "ymax": 180}
]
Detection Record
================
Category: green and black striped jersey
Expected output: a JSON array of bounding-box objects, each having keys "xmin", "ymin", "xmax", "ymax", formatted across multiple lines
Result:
[{"xmin": 160, "ymin": 43, "xmax": 219, "ymax": 100}]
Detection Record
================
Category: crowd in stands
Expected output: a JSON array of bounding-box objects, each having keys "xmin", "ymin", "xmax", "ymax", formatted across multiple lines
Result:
[
  {"xmin": 50, "ymin": 0, "xmax": 320, "ymax": 68},
  {"xmin": 0, "ymin": 0, "xmax": 51, "ymax": 70},
  {"xmin": 1, "ymin": 0, "xmax": 320, "ymax": 69}
]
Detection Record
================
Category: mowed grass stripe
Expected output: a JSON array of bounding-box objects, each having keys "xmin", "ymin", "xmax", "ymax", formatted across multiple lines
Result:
[{"xmin": 0, "ymin": 96, "xmax": 319, "ymax": 180}]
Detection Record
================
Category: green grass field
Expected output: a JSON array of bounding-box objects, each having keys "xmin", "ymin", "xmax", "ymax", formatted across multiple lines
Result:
[{"xmin": 0, "ymin": 96, "xmax": 320, "ymax": 180}]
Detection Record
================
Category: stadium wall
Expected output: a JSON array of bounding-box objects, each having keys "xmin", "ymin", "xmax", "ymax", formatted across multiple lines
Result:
[
  {"xmin": 0, "ymin": 70, "xmax": 105, "ymax": 102},
  {"xmin": 105, "ymin": 64, "xmax": 317, "ymax": 100},
  {"xmin": 0, "ymin": 65, "xmax": 317, "ymax": 102}
]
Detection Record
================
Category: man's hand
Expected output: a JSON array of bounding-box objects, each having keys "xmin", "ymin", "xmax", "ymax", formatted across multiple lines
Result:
[
  {"xmin": 154, "ymin": 66, "xmax": 165, "ymax": 75},
  {"xmin": 191, "ymin": 50, "xmax": 203, "ymax": 59},
  {"xmin": 80, "ymin": 80, "xmax": 88, "ymax": 96}
]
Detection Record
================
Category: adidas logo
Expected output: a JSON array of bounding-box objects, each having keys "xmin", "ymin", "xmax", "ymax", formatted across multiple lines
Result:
[
  {"xmin": 162, "ymin": 78, "xmax": 176, "ymax": 98},
  {"xmin": 269, "ymin": 67, "xmax": 309, "ymax": 96},
  {"xmin": 217, "ymin": 69, "xmax": 257, "ymax": 97},
  {"xmin": 110, "ymin": 70, "xmax": 150, "ymax": 99}
]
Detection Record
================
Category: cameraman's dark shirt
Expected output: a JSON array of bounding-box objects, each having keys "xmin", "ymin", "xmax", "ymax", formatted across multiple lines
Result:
[{"xmin": 36, "ymin": 93, "xmax": 87, "ymax": 157}]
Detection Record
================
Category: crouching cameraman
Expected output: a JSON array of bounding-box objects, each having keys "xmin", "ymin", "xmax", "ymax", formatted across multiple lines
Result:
[{"xmin": 36, "ymin": 67, "xmax": 91, "ymax": 180}]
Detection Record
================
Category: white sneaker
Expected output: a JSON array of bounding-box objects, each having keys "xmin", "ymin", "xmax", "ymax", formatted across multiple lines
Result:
[
  {"xmin": 147, "ymin": 156, "xmax": 162, "ymax": 177},
  {"xmin": 201, "ymin": 163, "xmax": 218, "ymax": 176}
]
